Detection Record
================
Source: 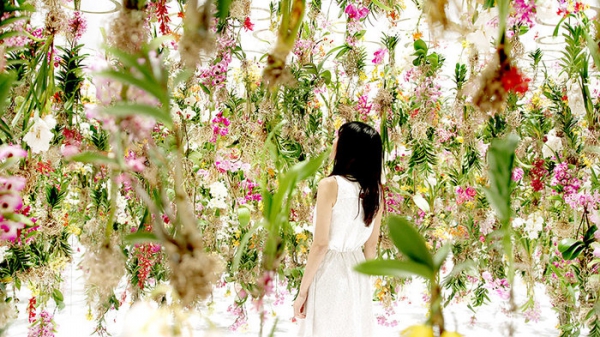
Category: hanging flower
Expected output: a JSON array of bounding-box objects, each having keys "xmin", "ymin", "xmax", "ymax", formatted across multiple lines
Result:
[
  {"xmin": 243, "ymin": 17, "xmax": 254, "ymax": 31},
  {"xmin": 501, "ymin": 66, "xmax": 530, "ymax": 94},
  {"xmin": 23, "ymin": 115, "xmax": 57, "ymax": 154},
  {"xmin": 372, "ymin": 48, "xmax": 386, "ymax": 65},
  {"xmin": 344, "ymin": 3, "xmax": 369, "ymax": 20},
  {"xmin": 67, "ymin": 11, "xmax": 87, "ymax": 41}
]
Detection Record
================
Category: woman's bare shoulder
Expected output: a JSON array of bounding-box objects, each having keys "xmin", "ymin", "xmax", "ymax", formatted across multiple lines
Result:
[{"xmin": 317, "ymin": 176, "xmax": 337, "ymax": 198}]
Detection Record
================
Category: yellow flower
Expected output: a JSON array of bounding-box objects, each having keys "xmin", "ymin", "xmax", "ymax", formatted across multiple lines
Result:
[
  {"xmin": 456, "ymin": 136, "xmax": 464, "ymax": 144},
  {"xmin": 300, "ymin": 246, "xmax": 307, "ymax": 254},
  {"xmin": 86, "ymin": 310, "xmax": 94, "ymax": 321},
  {"xmin": 359, "ymin": 72, "xmax": 367, "ymax": 82},
  {"xmin": 441, "ymin": 331, "xmax": 463, "ymax": 337},
  {"xmin": 334, "ymin": 117, "xmax": 343, "ymax": 131},
  {"xmin": 233, "ymin": 240, "xmax": 240, "ymax": 247},
  {"xmin": 401, "ymin": 185, "xmax": 411, "ymax": 191},
  {"xmin": 401, "ymin": 324, "xmax": 434, "ymax": 337},
  {"xmin": 413, "ymin": 31, "xmax": 423, "ymax": 40},
  {"xmin": 417, "ymin": 185, "xmax": 429, "ymax": 194},
  {"xmin": 296, "ymin": 232, "xmax": 307, "ymax": 242},
  {"xmin": 583, "ymin": 155, "xmax": 591, "ymax": 167},
  {"xmin": 461, "ymin": 40, "xmax": 469, "ymax": 49},
  {"xmin": 464, "ymin": 201, "xmax": 475, "ymax": 209}
]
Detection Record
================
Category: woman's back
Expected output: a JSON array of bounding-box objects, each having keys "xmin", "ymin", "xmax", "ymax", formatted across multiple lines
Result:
[
  {"xmin": 299, "ymin": 176, "xmax": 375, "ymax": 337},
  {"xmin": 328, "ymin": 175, "xmax": 374, "ymax": 251}
]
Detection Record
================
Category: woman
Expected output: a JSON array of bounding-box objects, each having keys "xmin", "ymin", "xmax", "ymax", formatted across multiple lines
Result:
[{"xmin": 294, "ymin": 121, "xmax": 384, "ymax": 337}]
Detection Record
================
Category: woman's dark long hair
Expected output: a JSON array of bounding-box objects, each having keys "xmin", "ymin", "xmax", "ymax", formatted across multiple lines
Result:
[{"xmin": 330, "ymin": 121, "xmax": 383, "ymax": 226}]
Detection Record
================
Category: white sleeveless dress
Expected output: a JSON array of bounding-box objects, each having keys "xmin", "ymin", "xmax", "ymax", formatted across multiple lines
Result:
[{"xmin": 298, "ymin": 175, "xmax": 375, "ymax": 337}]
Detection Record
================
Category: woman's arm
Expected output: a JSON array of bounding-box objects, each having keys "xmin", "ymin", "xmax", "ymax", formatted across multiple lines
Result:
[
  {"xmin": 293, "ymin": 177, "xmax": 337, "ymax": 318},
  {"xmin": 363, "ymin": 204, "xmax": 383, "ymax": 260}
]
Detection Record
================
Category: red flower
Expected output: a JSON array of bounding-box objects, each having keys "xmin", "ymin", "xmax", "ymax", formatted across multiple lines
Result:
[
  {"xmin": 243, "ymin": 17, "xmax": 254, "ymax": 31},
  {"xmin": 501, "ymin": 66, "xmax": 530, "ymax": 94}
]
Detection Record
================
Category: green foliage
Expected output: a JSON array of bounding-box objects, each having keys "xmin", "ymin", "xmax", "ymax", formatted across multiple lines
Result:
[
  {"xmin": 46, "ymin": 184, "xmax": 67, "ymax": 211},
  {"xmin": 453, "ymin": 63, "xmax": 467, "ymax": 92},
  {"xmin": 355, "ymin": 215, "xmax": 449, "ymax": 280},
  {"xmin": 483, "ymin": 134, "xmax": 518, "ymax": 225},
  {"xmin": 558, "ymin": 225, "xmax": 598, "ymax": 260},
  {"xmin": 412, "ymin": 39, "xmax": 444, "ymax": 76},
  {"xmin": 408, "ymin": 139, "xmax": 437, "ymax": 174},
  {"xmin": 56, "ymin": 44, "xmax": 87, "ymax": 126}
]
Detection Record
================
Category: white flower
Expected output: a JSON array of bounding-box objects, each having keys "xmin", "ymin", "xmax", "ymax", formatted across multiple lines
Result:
[
  {"xmin": 121, "ymin": 300, "xmax": 187, "ymax": 337},
  {"xmin": 512, "ymin": 217, "xmax": 525, "ymax": 229},
  {"xmin": 0, "ymin": 246, "xmax": 9, "ymax": 264},
  {"xmin": 184, "ymin": 96, "xmax": 197, "ymax": 106},
  {"xmin": 209, "ymin": 181, "xmax": 228, "ymax": 200},
  {"xmin": 23, "ymin": 115, "xmax": 56, "ymax": 154},
  {"xmin": 208, "ymin": 181, "xmax": 228, "ymax": 209},
  {"xmin": 182, "ymin": 107, "xmax": 196, "ymax": 120},
  {"xmin": 200, "ymin": 109, "xmax": 211, "ymax": 123},
  {"xmin": 524, "ymin": 214, "xmax": 544, "ymax": 240},
  {"xmin": 543, "ymin": 129, "xmax": 563, "ymax": 158},
  {"xmin": 412, "ymin": 194, "xmax": 430, "ymax": 212}
]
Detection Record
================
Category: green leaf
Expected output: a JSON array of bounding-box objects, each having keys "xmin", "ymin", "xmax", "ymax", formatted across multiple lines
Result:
[
  {"xmin": 52, "ymin": 288, "xmax": 64, "ymax": 303},
  {"xmin": 483, "ymin": 134, "xmax": 519, "ymax": 225},
  {"xmin": 559, "ymin": 238, "xmax": 584, "ymax": 260},
  {"xmin": 216, "ymin": 0, "xmax": 233, "ymax": 20},
  {"xmin": 103, "ymin": 103, "xmax": 173, "ymax": 128},
  {"xmin": 124, "ymin": 231, "xmax": 159, "ymax": 244},
  {"xmin": 354, "ymin": 259, "xmax": 433, "ymax": 279},
  {"xmin": 414, "ymin": 39, "xmax": 428, "ymax": 52},
  {"xmin": 388, "ymin": 215, "xmax": 434, "ymax": 271},
  {"xmin": 433, "ymin": 244, "xmax": 451, "ymax": 269},
  {"xmin": 238, "ymin": 207, "xmax": 251, "ymax": 227},
  {"xmin": 69, "ymin": 152, "xmax": 118, "ymax": 166},
  {"xmin": 96, "ymin": 69, "xmax": 167, "ymax": 105},
  {"xmin": 372, "ymin": 0, "xmax": 393, "ymax": 11},
  {"xmin": 232, "ymin": 222, "xmax": 261, "ymax": 272}
]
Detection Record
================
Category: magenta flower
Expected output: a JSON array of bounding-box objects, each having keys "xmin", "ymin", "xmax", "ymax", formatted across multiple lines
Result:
[
  {"xmin": 372, "ymin": 48, "xmax": 386, "ymax": 64},
  {"xmin": 68, "ymin": 11, "xmax": 87, "ymax": 41},
  {"xmin": 345, "ymin": 3, "xmax": 369, "ymax": 20}
]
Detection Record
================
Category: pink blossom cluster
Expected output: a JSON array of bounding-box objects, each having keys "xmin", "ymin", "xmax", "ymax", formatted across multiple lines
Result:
[
  {"xmin": 199, "ymin": 55, "xmax": 232, "ymax": 88},
  {"xmin": 293, "ymin": 39, "xmax": 317, "ymax": 59},
  {"xmin": 227, "ymin": 303, "xmax": 247, "ymax": 331},
  {"xmin": 344, "ymin": 3, "xmax": 369, "ymax": 20},
  {"xmin": 211, "ymin": 112, "xmax": 231, "ymax": 142},
  {"xmin": 564, "ymin": 190, "xmax": 600, "ymax": 211},
  {"xmin": 435, "ymin": 127, "xmax": 456, "ymax": 143},
  {"xmin": 481, "ymin": 271, "xmax": 510, "ymax": 300},
  {"xmin": 0, "ymin": 145, "xmax": 28, "ymax": 241},
  {"xmin": 523, "ymin": 300, "xmax": 541, "ymax": 322},
  {"xmin": 551, "ymin": 162, "xmax": 581, "ymax": 195},
  {"xmin": 385, "ymin": 191, "xmax": 404, "ymax": 214},
  {"xmin": 27, "ymin": 310, "xmax": 55, "ymax": 337},
  {"xmin": 376, "ymin": 306, "xmax": 399, "ymax": 327},
  {"xmin": 357, "ymin": 94, "xmax": 372, "ymax": 121},
  {"xmin": 239, "ymin": 179, "xmax": 261, "ymax": 204},
  {"xmin": 0, "ymin": 13, "xmax": 37, "ymax": 48},
  {"xmin": 67, "ymin": 11, "xmax": 87, "ymax": 41},
  {"xmin": 372, "ymin": 48, "xmax": 386, "ymax": 65},
  {"xmin": 215, "ymin": 157, "xmax": 250, "ymax": 173},
  {"xmin": 508, "ymin": 0, "xmax": 536, "ymax": 31},
  {"xmin": 455, "ymin": 186, "xmax": 476, "ymax": 205},
  {"xmin": 511, "ymin": 167, "xmax": 524, "ymax": 182}
]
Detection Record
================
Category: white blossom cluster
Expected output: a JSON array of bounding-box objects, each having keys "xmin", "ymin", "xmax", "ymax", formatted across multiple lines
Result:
[
  {"xmin": 207, "ymin": 181, "xmax": 228, "ymax": 209},
  {"xmin": 513, "ymin": 213, "xmax": 545, "ymax": 240}
]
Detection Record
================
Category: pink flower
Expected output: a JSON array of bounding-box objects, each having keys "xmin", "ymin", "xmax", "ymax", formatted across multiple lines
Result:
[
  {"xmin": 0, "ymin": 176, "xmax": 26, "ymax": 192},
  {"xmin": 511, "ymin": 167, "xmax": 524, "ymax": 181},
  {"xmin": 0, "ymin": 145, "xmax": 27, "ymax": 160},
  {"xmin": 67, "ymin": 11, "xmax": 87, "ymax": 41},
  {"xmin": 61, "ymin": 145, "xmax": 79, "ymax": 158},
  {"xmin": 344, "ymin": 3, "xmax": 369, "ymax": 20},
  {"xmin": 372, "ymin": 48, "xmax": 386, "ymax": 64},
  {"xmin": 593, "ymin": 247, "xmax": 600, "ymax": 258},
  {"xmin": 0, "ymin": 193, "xmax": 23, "ymax": 212}
]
